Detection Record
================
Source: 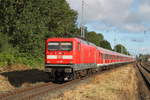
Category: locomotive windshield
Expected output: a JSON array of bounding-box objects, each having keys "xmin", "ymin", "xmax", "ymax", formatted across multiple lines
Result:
[{"xmin": 48, "ymin": 42, "xmax": 72, "ymax": 51}]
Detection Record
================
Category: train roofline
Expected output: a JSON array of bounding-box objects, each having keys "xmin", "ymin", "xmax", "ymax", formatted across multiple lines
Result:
[{"xmin": 46, "ymin": 37, "xmax": 134, "ymax": 58}]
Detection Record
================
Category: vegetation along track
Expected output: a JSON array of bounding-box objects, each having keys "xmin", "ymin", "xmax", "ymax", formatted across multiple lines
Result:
[
  {"xmin": 0, "ymin": 80, "xmax": 80, "ymax": 100},
  {"xmin": 135, "ymin": 62, "xmax": 150, "ymax": 100}
]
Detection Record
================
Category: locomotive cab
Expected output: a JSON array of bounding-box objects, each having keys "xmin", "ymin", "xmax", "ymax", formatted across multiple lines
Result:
[
  {"xmin": 45, "ymin": 38, "xmax": 78, "ymax": 81},
  {"xmin": 46, "ymin": 42, "xmax": 73, "ymax": 64}
]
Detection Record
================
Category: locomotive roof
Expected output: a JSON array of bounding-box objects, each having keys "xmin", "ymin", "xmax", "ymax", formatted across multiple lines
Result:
[{"xmin": 78, "ymin": 38, "xmax": 97, "ymax": 47}]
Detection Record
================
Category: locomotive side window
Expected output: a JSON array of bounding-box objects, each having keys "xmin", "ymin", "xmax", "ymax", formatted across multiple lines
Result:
[
  {"xmin": 103, "ymin": 54, "xmax": 105, "ymax": 59},
  {"xmin": 104, "ymin": 54, "xmax": 107, "ymax": 59}
]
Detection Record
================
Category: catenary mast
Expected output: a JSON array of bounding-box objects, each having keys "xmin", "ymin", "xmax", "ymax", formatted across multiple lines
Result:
[{"xmin": 81, "ymin": 0, "xmax": 85, "ymax": 38}]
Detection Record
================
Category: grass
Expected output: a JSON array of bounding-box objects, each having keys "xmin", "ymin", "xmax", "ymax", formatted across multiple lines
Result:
[{"xmin": 51, "ymin": 64, "xmax": 139, "ymax": 100}]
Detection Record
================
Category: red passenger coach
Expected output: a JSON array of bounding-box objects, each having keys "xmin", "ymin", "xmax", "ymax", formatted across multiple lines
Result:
[{"xmin": 45, "ymin": 38, "xmax": 135, "ymax": 81}]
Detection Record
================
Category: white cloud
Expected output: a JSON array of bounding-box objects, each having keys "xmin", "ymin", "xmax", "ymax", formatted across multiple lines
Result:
[
  {"xmin": 67, "ymin": 0, "xmax": 132, "ymax": 23},
  {"xmin": 66, "ymin": 0, "xmax": 150, "ymax": 33},
  {"xmin": 140, "ymin": 4, "xmax": 150, "ymax": 13},
  {"xmin": 123, "ymin": 24, "xmax": 145, "ymax": 32}
]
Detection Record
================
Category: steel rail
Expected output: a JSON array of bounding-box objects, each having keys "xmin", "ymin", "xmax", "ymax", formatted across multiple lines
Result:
[
  {"xmin": 0, "ymin": 80, "xmax": 79, "ymax": 100},
  {"xmin": 144, "ymin": 62, "xmax": 150, "ymax": 72},
  {"xmin": 137, "ymin": 62, "xmax": 150, "ymax": 90},
  {"xmin": 135, "ymin": 62, "xmax": 150, "ymax": 100}
]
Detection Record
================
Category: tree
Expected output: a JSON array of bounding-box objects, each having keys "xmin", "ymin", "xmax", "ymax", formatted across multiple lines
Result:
[
  {"xmin": 0, "ymin": 32, "xmax": 10, "ymax": 52},
  {"xmin": 99, "ymin": 40, "xmax": 112, "ymax": 50},
  {"xmin": 97, "ymin": 33, "xmax": 104, "ymax": 40},
  {"xmin": 113, "ymin": 44, "xmax": 130, "ymax": 55},
  {"xmin": 0, "ymin": 0, "xmax": 78, "ymax": 57},
  {"xmin": 0, "ymin": 0, "xmax": 79, "ymax": 66},
  {"xmin": 85, "ymin": 31, "xmax": 112, "ymax": 50},
  {"xmin": 86, "ymin": 31, "xmax": 104, "ymax": 46}
]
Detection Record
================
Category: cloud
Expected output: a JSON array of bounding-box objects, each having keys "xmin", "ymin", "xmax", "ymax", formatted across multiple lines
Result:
[
  {"xmin": 66, "ymin": 0, "xmax": 150, "ymax": 33},
  {"xmin": 123, "ymin": 24, "xmax": 145, "ymax": 32},
  {"xmin": 67, "ymin": 0, "xmax": 132, "ymax": 23}
]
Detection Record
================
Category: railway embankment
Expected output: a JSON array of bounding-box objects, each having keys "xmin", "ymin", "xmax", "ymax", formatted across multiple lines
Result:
[{"xmin": 50, "ymin": 64, "xmax": 139, "ymax": 100}]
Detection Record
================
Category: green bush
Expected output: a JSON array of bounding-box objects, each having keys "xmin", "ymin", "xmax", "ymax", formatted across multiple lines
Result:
[
  {"xmin": 0, "ymin": 52, "xmax": 44, "ymax": 68},
  {"xmin": 0, "ymin": 52, "xmax": 16, "ymax": 67}
]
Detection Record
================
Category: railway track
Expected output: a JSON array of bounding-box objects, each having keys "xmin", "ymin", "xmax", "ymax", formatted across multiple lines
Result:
[
  {"xmin": 137, "ymin": 62, "xmax": 150, "ymax": 89},
  {"xmin": 0, "ymin": 80, "xmax": 80, "ymax": 100},
  {"xmin": 135, "ymin": 62, "xmax": 150, "ymax": 100}
]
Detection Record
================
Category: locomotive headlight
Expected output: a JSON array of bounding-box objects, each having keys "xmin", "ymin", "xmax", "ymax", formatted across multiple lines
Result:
[
  {"xmin": 65, "ymin": 68, "xmax": 72, "ymax": 73},
  {"xmin": 47, "ymin": 55, "xmax": 57, "ymax": 59},
  {"xmin": 62, "ymin": 55, "xmax": 73, "ymax": 59},
  {"xmin": 47, "ymin": 61, "xmax": 51, "ymax": 63}
]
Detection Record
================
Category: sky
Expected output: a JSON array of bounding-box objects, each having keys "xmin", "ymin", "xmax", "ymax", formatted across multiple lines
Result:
[{"xmin": 66, "ymin": 0, "xmax": 150, "ymax": 56}]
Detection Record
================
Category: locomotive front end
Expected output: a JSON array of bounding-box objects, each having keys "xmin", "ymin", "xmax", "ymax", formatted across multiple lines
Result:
[{"xmin": 45, "ymin": 38, "xmax": 76, "ymax": 81}]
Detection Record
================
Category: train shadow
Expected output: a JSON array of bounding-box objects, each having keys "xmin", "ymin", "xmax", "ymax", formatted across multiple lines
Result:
[
  {"xmin": 0, "ymin": 69, "xmax": 50, "ymax": 87},
  {"xmin": 52, "ymin": 80, "xmax": 67, "ymax": 84}
]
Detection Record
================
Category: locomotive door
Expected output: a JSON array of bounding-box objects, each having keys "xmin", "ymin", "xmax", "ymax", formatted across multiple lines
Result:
[
  {"xmin": 80, "ymin": 43, "xmax": 84, "ymax": 64},
  {"xmin": 77, "ymin": 42, "xmax": 81, "ymax": 64}
]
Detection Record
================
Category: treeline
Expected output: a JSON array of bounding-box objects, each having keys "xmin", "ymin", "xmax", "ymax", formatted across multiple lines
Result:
[
  {"xmin": 0, "ymin": 0, "xmax": 130, "ymax": 67},
  {"xmin": 85, "ymin": 31, "xmax": 130, "ymax": 55}
]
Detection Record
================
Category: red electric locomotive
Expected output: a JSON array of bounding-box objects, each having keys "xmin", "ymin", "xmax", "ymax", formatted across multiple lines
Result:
[
  {"xmin": 45, "ymin": 38, "xmax": 135, "ymax": 81},
  {"xmin": 45, "ymin": 38, "xmax": 97, "ymax": 81}
]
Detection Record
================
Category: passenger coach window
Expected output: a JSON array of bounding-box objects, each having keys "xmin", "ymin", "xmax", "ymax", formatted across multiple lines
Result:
[{"xmin": 102, "ymin": 54, "xmax": 104, "ymax": 59}]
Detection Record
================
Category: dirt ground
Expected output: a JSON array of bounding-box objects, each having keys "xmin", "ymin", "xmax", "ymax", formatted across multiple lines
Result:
[{"xmin": 51, "ymin": 64, "xmax": 139, "ymax": 100}]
